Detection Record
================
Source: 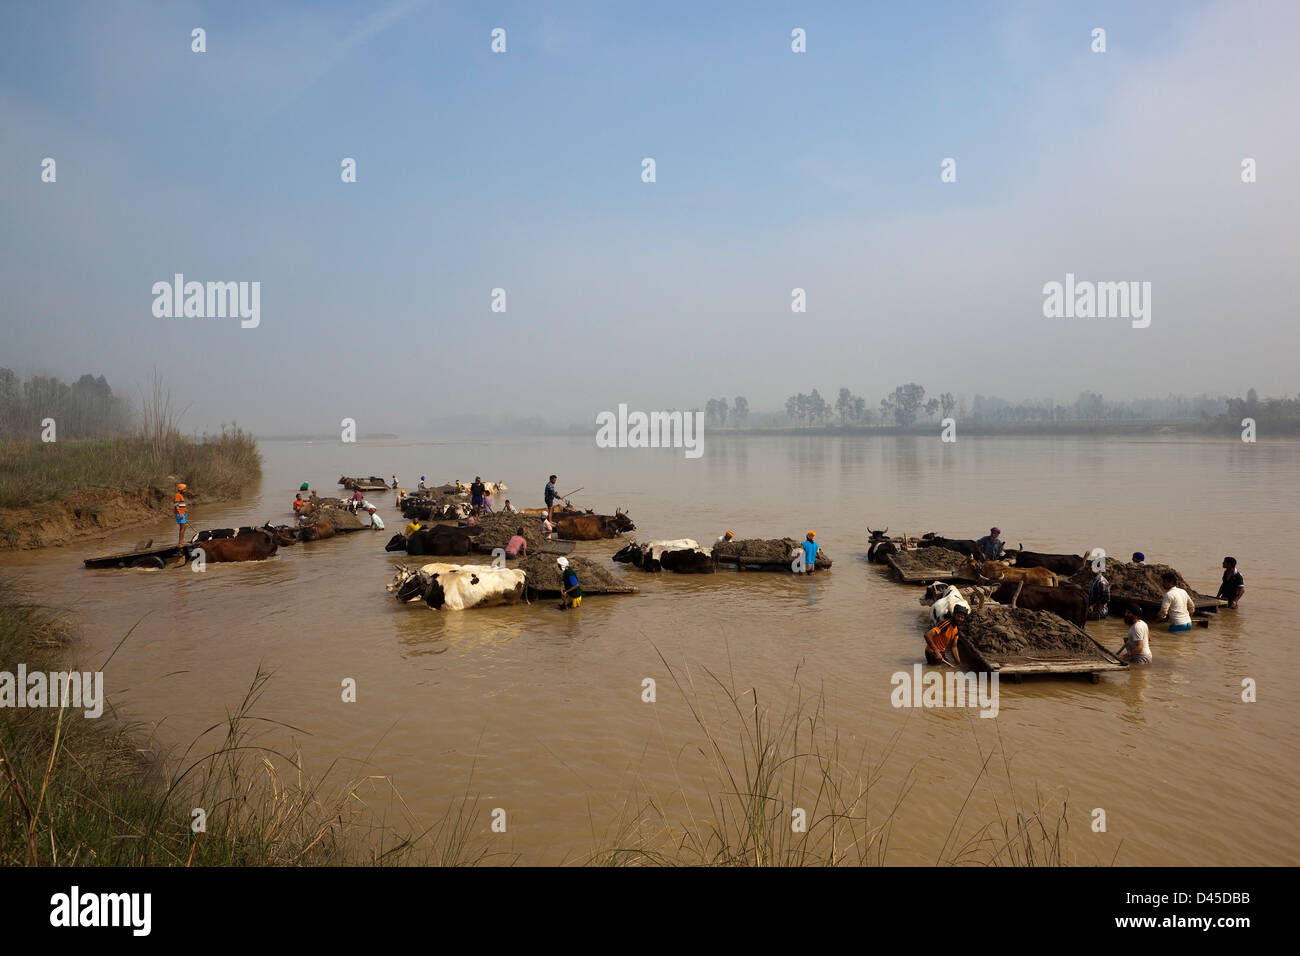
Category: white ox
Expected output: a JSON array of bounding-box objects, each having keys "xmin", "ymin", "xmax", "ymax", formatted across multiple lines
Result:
[
  {"xmin": 645, "ymin": 538, "xmax": 705, "ymax": 559},
  {"xmin": 387, "ymin": 563, "xmax": 526, "ymax": 610},
  {"xmin": 920, "ymin": 582, "xmax": 974, "ymax": 626}
]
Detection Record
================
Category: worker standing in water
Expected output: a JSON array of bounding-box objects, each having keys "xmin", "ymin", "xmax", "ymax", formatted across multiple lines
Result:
[
  {"xmin": 714, "ymin": 530, "xmax": 735, "ymax": 549},
  {"xmin": 1158, "ymin": 572, "xmax": 1196, "ymax": 632},
  {"xmin": 924, "ymin": 605, "xmax": 968, "ymax": 666},
  {"xmin": 557, "ymin": 556, "xmax": 582, "ymax": 609},
  {"xmin": 799, "ymin": 531, "xmax": 818, "ymax": 574},
  {"xmin": 1117, "ymin": 606, "xmax": 1152, "ymax": 664},
  {"xmin": 173, "ymin": 483, "xmax": 189, "ymax": 546},
  {"xmin": 1217, "ymin": 557, "xmax": 1245, "ymax": 609}
]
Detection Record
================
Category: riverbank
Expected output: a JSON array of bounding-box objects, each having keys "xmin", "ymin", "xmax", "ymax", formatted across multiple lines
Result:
[
  {"xmin": 0, "ymin": 428, "xmax": 261, "ymax": 550},
  {"xmin": 0, "ymin": 580, "xmax": 444, "ymax": 866}
]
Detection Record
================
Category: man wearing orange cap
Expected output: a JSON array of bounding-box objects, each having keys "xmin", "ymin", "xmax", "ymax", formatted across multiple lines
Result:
[
  {"xmin": 799, "ymin": 531, "xmax": 818, "ymax": 574},
  {"xmin": 173, "ymin": 483, "xmax": 189, "ymax": 545},
  {"xmin": 714, "ymin": 530, "xmax": 735, "ymax": 548}
]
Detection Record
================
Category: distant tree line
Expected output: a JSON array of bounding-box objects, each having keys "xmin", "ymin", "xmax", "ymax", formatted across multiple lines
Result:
[
  {"xmin": 0, "ymin": 369, "xmax": 133, "ymax": 441},
  {"xmin": 698, "ymin": 384, "xmax": 1299, "ymax": 432}
]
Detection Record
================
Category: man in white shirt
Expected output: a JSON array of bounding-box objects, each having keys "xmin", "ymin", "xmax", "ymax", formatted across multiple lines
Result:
[
  {"xmin": 541, "ymin": 514, "xmax": 554, "ymax": 540},
  {"xmin": 1158, "ymin": 572, "xmax": 1196, "ymax": 632},
  {"xmin": 367, "ymin": 507, "xmax": 385, "ymax": 531},
  {"xmin": 714, "ymin": 530, "xmax": 735, "ymax": 549},
  {"xmin": 1117, "ymin": 606, "xmax": 1152, "ymax": 663}
]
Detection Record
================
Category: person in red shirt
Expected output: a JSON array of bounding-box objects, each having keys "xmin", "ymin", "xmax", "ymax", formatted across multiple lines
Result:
[{"xmin": 924, "ymin": 605, "xmax": 968, "ymax": 666}]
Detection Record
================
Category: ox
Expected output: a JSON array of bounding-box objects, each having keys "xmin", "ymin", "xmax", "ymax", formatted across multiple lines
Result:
[
  {"xmin": 390, "ymin": 525, "xmax": 476, "ymax": 556},
  {"xmin": 991, "ymin": 581, "xmax": 1088, "ymax": 627},
  {"xmin": 613, "ymin": 539, "xmax": 714, "ymax": 573},
  {"xmin": 189, "ymin": 529, "xmax": 277, "ymax": 563},
  {"xmin": 262, "ymin": 523, "xmax": 301, "ymax": 546},
  {"xmin": 866, "ymin": 527, "xmax": 899, "ymax": 563},
  {"xmin": 299, "ymin": 520, "xmax": 336, "ymax": 541},
  {"xmin": 917, "ymin": 533, "xmax": 981, "ymax": 558},
  {"xmin": 968, "ymin": 556, "xmax": 1058, "ymax": 587},
  {"xmin": 386, "ymin": 563, "xmax": 527, "ymax": 610},
  {"xmin": 191, "ymin": 526, "xmax": 263, "ymax": 542},
  {"xmin": 553, "ymin": 510, "xmax": 635, "ymax": 541},
  {"xmin": 1007, "ymin": 547, "xmax": 1087, "ymax": 575},
  {"xmin": 920, "ymin": 582, "xmax": 973, "ymax": 626}
]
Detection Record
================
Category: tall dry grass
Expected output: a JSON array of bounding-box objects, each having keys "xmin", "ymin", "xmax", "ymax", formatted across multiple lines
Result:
[{"xmin": 0, "ymin": 584, "xmax": 499, "ymax": 866}]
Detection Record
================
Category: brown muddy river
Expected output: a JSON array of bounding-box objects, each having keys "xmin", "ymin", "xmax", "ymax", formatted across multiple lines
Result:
[{"xmin": 4, "ymin": 436, "xmax": 1297, "ymax": 865}]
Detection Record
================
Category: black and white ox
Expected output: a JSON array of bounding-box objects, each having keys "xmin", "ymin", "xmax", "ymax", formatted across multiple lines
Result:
[
  {"xmin": 613, "ymin": 539, "xmax": 714, "ymax": 573},
  {"xmin": 386, "ymin": 563, "xmax": 526, "ymax": 610}
]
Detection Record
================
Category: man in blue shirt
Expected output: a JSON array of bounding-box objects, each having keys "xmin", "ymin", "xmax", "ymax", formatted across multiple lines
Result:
[
  {"xmin": 799, "ymin": 531, "xmax": 818, "ymax": 575},
  {"xmin": 544, "ymin": 474, "xmax": 559, "ymax": 519},
  {"xmin": 975, "ymin": 527, "xmax": 1004, "ymax": 563}
]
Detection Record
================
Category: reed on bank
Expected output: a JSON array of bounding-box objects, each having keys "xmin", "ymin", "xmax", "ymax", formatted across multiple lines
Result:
[
  {"xmin": 0, "ymin": 583, "xmax": 494, "ymax": 866},
  {"xmin": 0, "ymin": 425, "xmax": 261, "ymax": 512}
]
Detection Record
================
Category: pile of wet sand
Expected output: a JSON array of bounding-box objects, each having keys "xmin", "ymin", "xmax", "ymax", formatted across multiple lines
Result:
[
  {"xmin": 888, "ymin": 547, "xmax": 969, "ymax": 573},
  {"xmin": 1068, "ymin": 561, "xmax": 1197, "ymax": 602},
  {"xmin": 469, "ymin": 513, "xmax": 554, "ymax": 553},
  {"xmin": 963, "ymin": 605, "xmax": 1103, "ymax": 659},
  {"xmin": 301, "ymin": 503, "xmax": 368, "ymax": 531},
  {"xmin": 518, "ymin": 554, "xmax": 633, "ymax": 595},
  {"xmin": 713, "ymin": 538, "xmax": 832, "ymax": 569}
]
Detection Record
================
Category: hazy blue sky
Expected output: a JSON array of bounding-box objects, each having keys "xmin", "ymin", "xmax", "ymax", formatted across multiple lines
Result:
[{"xmin": 1, "ymin": 0, "xmax": 1296, "ymax": 434}]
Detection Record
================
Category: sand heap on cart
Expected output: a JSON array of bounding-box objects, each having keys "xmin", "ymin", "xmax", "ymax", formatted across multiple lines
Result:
[
  {"xmin": 469, "ymin": 513, "xmax": 558, "ymax": 554},
  {"xmin": 963, "ymin": 605, "xmax": 1105, "ymax": 661},
  {"xmin": 713, "ymin": 538, "xmax": 832, "ymax": 570},
  {"xmin": 517, "ymin": 554, "xmax": 636, "ymax": 596},
  {"xmin": 300, "ymin": 500, "xmax": 369, "ymax": 531},
  {"xmin": 1067, "ymin": 561, "xmax": 1201, "ymax": 602},
  {"xmin": 887, "ymin": 546, "xmax": 969, "ymax": 574}
]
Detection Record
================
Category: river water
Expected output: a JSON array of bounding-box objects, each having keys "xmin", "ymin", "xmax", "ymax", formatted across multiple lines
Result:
[{"xmin": 4, "ymin": 435, "xmax": 1297, "ymax": 865}]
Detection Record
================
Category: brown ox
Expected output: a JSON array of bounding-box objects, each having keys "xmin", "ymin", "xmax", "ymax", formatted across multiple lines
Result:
[
  {"xmin": 968, "ymin": 556, "xmax": 1058, "ymax": 587},
  {"xmin": 552, "ymin": 510, "xmax": 636, "ymax": 541},
  {"xmin": 190, "ymin": 530, "xmax": 277, "ymax": 563},
  {"xmin": 300, "ymin": 520, "xmax": 336, "ymax": 541}
]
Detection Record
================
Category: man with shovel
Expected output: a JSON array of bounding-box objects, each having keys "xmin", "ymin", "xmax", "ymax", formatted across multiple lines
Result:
[{"xmin": 557, "ymin": 556, "xmax": 582, "ymax": 610}]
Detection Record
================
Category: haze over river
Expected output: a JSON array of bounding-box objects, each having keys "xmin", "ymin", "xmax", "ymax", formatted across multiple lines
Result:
[{"xmin": 5, "ymin": 436, "xmax": 1297, "ymax": 865}]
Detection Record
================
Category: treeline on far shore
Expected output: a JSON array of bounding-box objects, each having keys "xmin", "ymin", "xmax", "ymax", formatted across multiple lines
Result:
[{"xmin": 0, "ymin": 370, "xmax": 261, "ymax": 511}]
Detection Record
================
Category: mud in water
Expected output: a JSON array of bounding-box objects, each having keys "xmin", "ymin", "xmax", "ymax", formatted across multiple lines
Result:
[{"xmin": 964, "ymin": 605, "xmax": 1102, "ymax": 658}]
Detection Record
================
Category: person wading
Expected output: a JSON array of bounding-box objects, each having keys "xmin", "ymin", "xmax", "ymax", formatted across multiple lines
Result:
[
  {"xmin": 1158, "ymin": 572, "xmax": 1196, "ymax": 632},
  {"xmin": 470, "ymin": 476, "xmax": 486, "ymax": 516},
  {"xmin": 799, "ymin": 531, "xmax": 818, "ymax": 575},
  {"xmin": 557, "ymin": 556, "xmax": 582, "ymax": 609},
  {"xmin": 924, "ymin": 605, "xmax": 968, "ymax": 666},
  {"xmin": 1117, "ymin": 605, "xmax": 1152, "ymax": 664},
  {"xmin": 1217, "ymin": 557, "xmax": 1245, "ymax": 609},
  {"xmin": 1088, "ymin": 565, "xmax": 1111, "ymax": 620}
]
